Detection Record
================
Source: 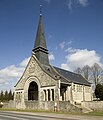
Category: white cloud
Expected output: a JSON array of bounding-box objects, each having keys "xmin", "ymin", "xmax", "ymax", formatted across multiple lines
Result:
[
  {"xmin": 59, "ymin": 41, "xmax": 66, "ymax": 49},
  {"xmin": 66, "ymin": 0, "xmax": 89, "ymax": 10},
  {"xmin": 49, "ymin": 53, "xmax": 55, "ymax": 61},
  {"xmin": 68, "ymin": 40, "xmax": 72, "ymax": 45},
  {"xmin": 0, "ymin": 57, "xmax": 30, "ymax": 86},
  {"xmin": 61, "ymin": 63, "xmax": 70, "ymax": 71},
  {"xmin": 66, "ymin": 47, "xmax": 77, "ymax": 53},
  {"xmin": 59, "ymin": 41, "xmax": 72, "ymax": 50},
  {"xmin": 61, "ymin": 48, "xmax": 102, "ymax": 71},
  {"xmin": 79, "ymin": 0, "xmax": 88, "ymax": 6},
  {"xmin": 19, "ymin": 57, "xmax": 30, "ymax": 67},
  {"xmin": 66, "ymin": 0, "xmax": 73, "ymax": 10}
]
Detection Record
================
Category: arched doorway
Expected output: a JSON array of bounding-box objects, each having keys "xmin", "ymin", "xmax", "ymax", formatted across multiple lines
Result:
[{"xmin": 28, "ymin": 81, "xmax": 38, "ymax": 100}]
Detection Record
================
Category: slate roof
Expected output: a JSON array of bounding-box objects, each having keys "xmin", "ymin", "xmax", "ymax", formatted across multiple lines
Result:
[
  {"xmin": 32, "ymin": 15, "xmax": 49, "ymax": 65},
  {"xmin": 42, "ymin": 64, "xmax": 91, "ymax": 86},
  {"xmin": 34, "ymin": 15, "xmax": 47, "ymax": 50},
  {"xmin": 54, "ymin": 66, "xmax": 91, "ymax": 86}
]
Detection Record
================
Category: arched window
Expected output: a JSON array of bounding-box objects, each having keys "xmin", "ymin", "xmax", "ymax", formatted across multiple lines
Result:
[{"xmin": 28, "ymin": 81, "xmax": 38, "ymax": 100}]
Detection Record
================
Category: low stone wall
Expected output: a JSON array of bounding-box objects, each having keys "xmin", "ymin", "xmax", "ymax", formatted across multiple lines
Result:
[
  {"xmin": 2, "ymin": 100, "xmax": 83, "ymax": 113},
  {"xmin": 59, "ymin": 101, "xmax": 82, "ymax": 112},
  {"xmin": 25, "ymin": 101, "xmax": 54, "ymax": 110},
  {"xmin": 2, "ymin": 100, "xmax": 15, "ymax": 109},
  {"xmin": 82, "ymin": 101, "xmax": 103, "ymax": 111},
  {"xmin": 2, "ymin": 100, "xmax": 15, "ymax": 108},
  {"xmin": 25, "ymin": 101, "xmax": 82, "ymax": 113}
]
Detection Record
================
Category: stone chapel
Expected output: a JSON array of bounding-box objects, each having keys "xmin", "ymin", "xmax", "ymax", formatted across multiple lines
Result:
[{"xmin": 14, "ymin": 11, "xmax": 92, "ymax": 111}]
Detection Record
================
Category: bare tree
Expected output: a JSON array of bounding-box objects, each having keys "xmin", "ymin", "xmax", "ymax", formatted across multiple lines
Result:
[
  {"xmin": 74, "ymin": 65, "xmax": 91, "ymax": 81},
  {"xmin": 82, "ymin": 65, "xmax": 91, "ymax": 80},
  {"xmin": 91, "ymin": 63, "xmax": 103, "ymax": 86},
  {"xmin": 74, "ymin": 67, "xmax": 82, "ymax": 74},
  {"xmin": 74, "ymin": 63, "xmax": 103, "ymax": 86}
]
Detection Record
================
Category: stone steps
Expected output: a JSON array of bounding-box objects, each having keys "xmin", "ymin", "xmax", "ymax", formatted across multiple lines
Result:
[{"xmin": 75, "ymin": 104, "xmax": 93, "ymax": 113}]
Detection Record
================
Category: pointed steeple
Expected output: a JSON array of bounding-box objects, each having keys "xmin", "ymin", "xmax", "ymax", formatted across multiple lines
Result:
[{"xmin": 32, "ymin": 6, "xmax": 49, "ymax": 65}]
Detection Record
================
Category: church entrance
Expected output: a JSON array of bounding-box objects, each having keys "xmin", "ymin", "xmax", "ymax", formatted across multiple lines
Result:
[
  {"xmin": 28, "ymin": 81, "xmax": 38, "ymax": 100},
  {"xmin": 60, "ymin": 84, "xmax": 68, "ymax": 101}
]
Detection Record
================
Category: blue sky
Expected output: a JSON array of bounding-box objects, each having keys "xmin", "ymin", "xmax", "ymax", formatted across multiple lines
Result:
[{"xmin": 0, "ymin": 0, "xmax": 103, "ymax": 91}]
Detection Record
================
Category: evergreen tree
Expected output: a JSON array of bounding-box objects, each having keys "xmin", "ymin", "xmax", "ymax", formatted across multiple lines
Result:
[
  {"xmin": 95, "ymin": 84, "xmax": 103, "ymax": 100},
  {"xmin": 0, "ymin": 90, "xmax": 4, "ymax": 101},
  {"xmin": 0, "ymin": 90, "xmax": 14, "ymax": 101},
  {"xmin": 8, "ymin": 90, "xmax": 13, "ymax": 100},
  {"xmin": 4, "ymin": 90, "xmax": 8, "ymax": 101}
]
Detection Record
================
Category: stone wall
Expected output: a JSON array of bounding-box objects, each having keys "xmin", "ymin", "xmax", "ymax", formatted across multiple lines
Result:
[
  {"xmin": 2, "ymin": 100, "xmax": 88, "ymax": 113},
  {"xmin": 72, "ymin": 83, "xmax": 92, "ymax": 103},
  {"xmin": 59, "ymin": 101, "xmax": 82, "ymax": 113},
  {"xmin": 15, "ymin": 55, "xmax": 56, "ymax": 90},
  {"xmin": 4, "ymin": 100, "xmax": 103, "ymax": 112},
  {"xmin": 25, "ymin": 101, "xmax": 54, "ymax": 110},
  {"xmin": 82, "ymin": 101, "xmax": 103, "ymax": 111},
  {"xmin": 25, "ymin": 101, "xmax": 82, "ymax": 113},
  {"xmin": 2, "ymin": 100, "xmax": 15, "ymax": 109}
]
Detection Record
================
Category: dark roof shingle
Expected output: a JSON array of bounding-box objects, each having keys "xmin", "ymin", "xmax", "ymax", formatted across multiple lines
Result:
[{"xmin": 54, "ymin": 66, "xmax": 91, "ymax": 85}]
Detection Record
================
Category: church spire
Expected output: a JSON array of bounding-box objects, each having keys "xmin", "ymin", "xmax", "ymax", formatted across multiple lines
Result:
[
  {"xmin": 40, "ymin": 5, "xmax": 42, "ymax": 16},
  {"xmin": 32, "ymin": 5, "xmax": 49, "ymax": 65}
]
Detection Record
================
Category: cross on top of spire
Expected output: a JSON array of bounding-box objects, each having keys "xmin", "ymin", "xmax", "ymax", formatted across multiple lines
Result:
[{"xmin": 40, "ymin": 5, "xmax": 42, "ymax": 16}]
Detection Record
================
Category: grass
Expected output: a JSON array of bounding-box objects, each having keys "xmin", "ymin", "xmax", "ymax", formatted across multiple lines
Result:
[
  {"xmin": 0, "ymin": 108, "xmax": 57, "ymax": 113},
  {"xmin": 0, "ymin": 108, "xmax": 103, "ymax": 116},
  {"xmin": 85, "ymin": 111, "xmax": 103, "ymax": 116}
]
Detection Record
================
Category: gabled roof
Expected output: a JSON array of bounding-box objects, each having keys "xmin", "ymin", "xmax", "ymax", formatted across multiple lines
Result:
[
  {"xmin": 54, "ymin": 66, "xmax": 91, "ymax": 85},
  {"xmin": 41, "ymin": 64, "xmax": 91, "ymax": 86}
]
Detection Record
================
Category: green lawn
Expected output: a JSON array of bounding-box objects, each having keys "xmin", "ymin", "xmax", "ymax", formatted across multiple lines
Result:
[
  {"xmin": 0, "ymin": 108, "xmax": 103, "ymax": 116},
  {"xmin": 85, "ymin": 111, "xmax": 103, "ymax": 116}
]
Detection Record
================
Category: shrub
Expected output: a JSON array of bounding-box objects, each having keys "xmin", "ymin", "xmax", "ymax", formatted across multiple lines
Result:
[{"xmin": 95, "ymin": 84, "xmax": 103, "ymax": 100}]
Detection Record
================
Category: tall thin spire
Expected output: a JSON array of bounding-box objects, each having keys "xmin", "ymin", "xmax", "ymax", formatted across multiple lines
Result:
[{"xmin": 32, "ymin": 6, "xmax": 49, "ymax": 65}]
